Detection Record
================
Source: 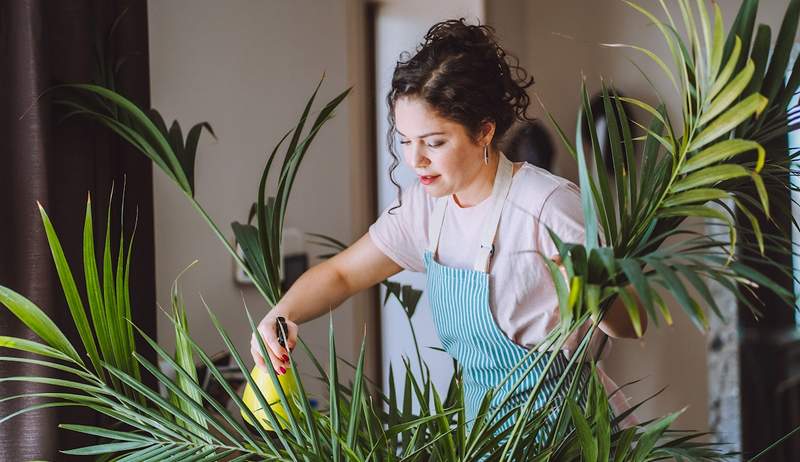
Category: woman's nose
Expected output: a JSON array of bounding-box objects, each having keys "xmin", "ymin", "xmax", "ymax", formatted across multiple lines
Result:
[{"xmin": 411, "ymin": 143, "xmax": 429, "ymax": 167}]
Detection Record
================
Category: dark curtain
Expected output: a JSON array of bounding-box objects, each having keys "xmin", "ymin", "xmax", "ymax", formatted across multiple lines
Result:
[
  {"xmin": 0, "ymin": 1, "xmax": 155, "ymax": 460},
  {"xmin": 737, "ymin": 134, "xmax": 798, "ymax": 460}
]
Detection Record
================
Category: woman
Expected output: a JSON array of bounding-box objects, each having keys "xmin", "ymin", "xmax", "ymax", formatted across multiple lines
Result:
[{"xmin": 251, "ymin": 18, "xmax": 644, "ymax": 432}]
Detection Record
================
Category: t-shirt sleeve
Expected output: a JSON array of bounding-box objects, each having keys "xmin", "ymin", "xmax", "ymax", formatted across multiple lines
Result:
[
  {"xmin": 536, "ymin": 182, "xmax": 588, "ymax": 257},
  {"xmin": 368, "ymin": 183, "xmax": 429, "ymax": 273},
  {"xmin": 537, "ymin": 182, "xmax": 611, "ymax": 359}
]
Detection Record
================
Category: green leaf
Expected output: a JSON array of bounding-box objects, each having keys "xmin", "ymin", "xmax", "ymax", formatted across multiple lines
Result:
[
  {"xmin": 619, "ymin": 260, "xmax": 657, "ymax": 326},
  {"xmin": 82, "ymin": 196, "xmax": 114, "ymax": 384},
  {"xmin": 652, "ymin": 289, "xmax": 673, "ymax": 326},
  {"xmin": 61, "ymin": 441, "xmax": 153, "ymax": 456},
  {"xmin": 591, "ymin": 371, "xmax": 610, "ymax": 462},
  {"xmin": 662, "ymin": 188, "xmax": 729, "ymax": 207},
  {"xmin": 56, "ymin": 101, "xmax": 174, "ymax": 179},
  {"xmin": 133, "ymin": 354, "xmax": 234, "ymax": 444},
  {"xmin": 601, "ymin": 85, "xmax": 629, "ymax": 233},
  {"xmin": 400, "ymin": 284, "xmax": 423, "ymax": 318},
  {"xmin": 649, "ymin": 259, "xmax": 708, "ymax": 330},
  {"xmin": 708, "ymin": 3, "xmax": 725, "ymax": 80},
  {"xmin": 66, "ymin": 84, "xmax": 192, "ymax": 192},
  {"xmin": 677, "ymin": 264, "xmax": 725, "ymax": 321},
  {"xmin": 37, "ymin": 204, "xmax": 103, "ymax": 372},
  {"xmin": 329, "ymin": 317, "xmax": 341, "ymax": 462},
  {"xmin": 600, "ymin": 41, "xmax": 678, "ymax": 94},
  {"xmin": 730, "ymin": 261, "xmax": 795, "ymax": 301},
  {"xmin": 777, "ymin": 48, "xmax": 800, "ymax": 110},
  {"xmin": 122, "ymin": 208, "xmax": 139, "ymax": 381},
  {"xmin": 0, "ymin": 335, "xmax": 74, "ymax": 363},
  {"xmin": 616, "ymin": 287, "xmax": 643, "ymax": 338},
  {"xmin": 742, "ymin": 25, "xmax": 771, "ymax": 100},
  {"xmin": 722, "ymin": 0, "xmax": 758, "ymax": 74},
  {"xmin": 0, "ymin": 287, "xmax": 82, "ymax": 366},
  {"xmin": 612, "ymin": 91, "xmax": 638, "ymax": 228},
  {"xmin": 244, "ymin": 307, "xmax": 306, "ymax": 444},
  {"xmin": 689, "ymin": 93, "xmax": 768, "ymax": 152},
  {"xmin": 568, "ymin": 276, "xmax": 584, "ymax": 320},
  {"xmin": 167, "ymin": 120, "xmax": 185, "ymax": 168},
  {"xmin": 543, "ymin": 253, "xmax": 571, "ymax": 324},
  {"xmin": 671, "ymin": 164, "xmax": 750, "ymax": 193},
  {"xmin": 104, "ymin": 363, "xmax": 217, "ymax": 444},
  {"xmin": 59, "ymin": 423, "xmax": 151, "ymax": 442},
  {"xmin": 699, "ymin": 59, "xmax": 755, "ymax": 126},
  {"xmin": 346, "ymin": 332, "xmax": 367, "ymax": 450},
  {"xmin": 761, "ymin": 0, "xmax": 800, "ymax": 103},
  {"xmin": 257, "ymin": 129, "xmax": 293, "ymax": 304},
  {"xmin": 680, "ymin": 139, "xmax": 765, "ymax": 175},
  {"xmin": 274, "ymin": 85, "xmax": 352, "ymax": 253},
  {"xmin": 612, "ymin": 427, "xmax": 637, "ymax": 462},
  {"xmin": 169, "ymin": 269, "xmax": 208, "ymax": 434},
  {"xmin": 632, "ymin": 409, "xmax": 683, "ymax": 460},
  {"xmin": 133, "ymin": 325, "xmax": 258, "ymax": 449},
  {"xmin": 709, "ymin": 36, "xmax": 741, "ymax": 102},
  {"xmin": 617, "ymin": 97, "xmax": 669, "ymax": 130},
  {"xmin": 202, "ymin": 302, "xmax": 292, "ymax": 455},
  {"xmin": 751, "ymin": 172, "xmax": 769, "ymax": 217},
  {"xmin": 231, "ymin": 222, "xmax": 271, "ymax": 293},
  {"xmin": 635, "ymin": 105, "xmax": 667, "ymax": 218},
  {"xmin": 171, "ymin": 324, "xmax": 278, "ymax": 450},
  {"xmin": 568, "ymin": 399, "xmax": 597, "ymax": 462},
  {"xmin": 656, "ymin": 204, "xmax": 735, "ymax": 252},
  {"xmin": 576, "ymin": 83, "xmax": 602, "ymax": 249},
  {"xmin": 695, "ymin": 0, "xmax": 713, "ymax": 81}
]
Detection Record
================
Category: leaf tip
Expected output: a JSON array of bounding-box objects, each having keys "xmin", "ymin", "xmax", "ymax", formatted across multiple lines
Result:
[{"xmin": 754, "ymin": 94, "xmax": 769, "ymax": 117}]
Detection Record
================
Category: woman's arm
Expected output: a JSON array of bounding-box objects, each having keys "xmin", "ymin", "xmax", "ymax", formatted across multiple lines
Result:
[{"xmin": 252, "ymin": 233, "xmax": 402, "ymax": 372}]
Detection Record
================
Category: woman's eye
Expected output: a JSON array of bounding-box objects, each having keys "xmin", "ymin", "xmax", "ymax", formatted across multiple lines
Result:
[
  {"xmin": 427, "ymin": 141, "xmax": 444, "ymax": 148},
  {"xmin": 399, "ymin": 140, "xmax": 410, "ymax": 145}
]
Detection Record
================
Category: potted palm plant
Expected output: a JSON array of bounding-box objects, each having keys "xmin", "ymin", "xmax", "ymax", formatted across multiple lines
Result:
[{"xmin": 1, "ymin": 0, "xmax": 799, "ymax": 460}]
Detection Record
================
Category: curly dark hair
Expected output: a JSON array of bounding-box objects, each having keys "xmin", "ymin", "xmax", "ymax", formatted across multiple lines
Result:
[{"xmin": 385, "ymin": 18, "xmax": 535, "ymax": 212}]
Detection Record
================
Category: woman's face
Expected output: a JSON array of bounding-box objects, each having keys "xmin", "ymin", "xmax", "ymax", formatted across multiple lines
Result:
[{"xmin": 394, "ymin": 96, "xmax": 488, "ymax": 199}]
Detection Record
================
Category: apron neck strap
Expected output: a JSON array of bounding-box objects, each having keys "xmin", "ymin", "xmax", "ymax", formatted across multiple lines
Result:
[
  {"xmin": 473, "ymin": 153, "xmax": 513, "ymax": 272},
  {"xmin": 427, "ymin": 153, "xmax": 514, "ymax": 273}
]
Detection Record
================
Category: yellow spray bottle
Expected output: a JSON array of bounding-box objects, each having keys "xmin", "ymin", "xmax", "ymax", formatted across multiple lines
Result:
[{"xmin": 242, "ymin": 316, "xmax": 300, "ymax": 430}]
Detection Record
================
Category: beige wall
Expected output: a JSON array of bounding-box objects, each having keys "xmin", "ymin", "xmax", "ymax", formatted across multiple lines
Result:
[
  {"xmin": 148, "ymin": 0, "xmax": 795, "ymax": 428},
  {"xmin": 487, "ymin": 0, "xmax": 795, "ymax": 431},
  {"xmin": 148, "ymin": 0, "xmax": 374, "ymax": 396}
]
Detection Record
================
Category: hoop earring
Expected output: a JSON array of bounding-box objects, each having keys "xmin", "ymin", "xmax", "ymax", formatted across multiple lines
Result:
[{"xmin": 483, "ymin": 145, "xmax": 489, "ymax": 165}]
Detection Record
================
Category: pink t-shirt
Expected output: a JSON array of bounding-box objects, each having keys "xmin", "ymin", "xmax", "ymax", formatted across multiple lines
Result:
[{"xmin": 369, "ymin": 162, "xmax": 590, "ymax": 348}]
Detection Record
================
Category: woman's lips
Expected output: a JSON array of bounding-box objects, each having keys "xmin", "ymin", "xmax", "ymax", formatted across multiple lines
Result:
[{"xmin": 419, "ymin": 175, "xmax": 440, "ymax": 185}]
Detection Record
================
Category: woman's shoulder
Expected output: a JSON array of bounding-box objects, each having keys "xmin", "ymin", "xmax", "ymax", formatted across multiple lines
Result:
[{"xmin": 510, "ymin": 162, "xmax": 580, "ymax": 215}]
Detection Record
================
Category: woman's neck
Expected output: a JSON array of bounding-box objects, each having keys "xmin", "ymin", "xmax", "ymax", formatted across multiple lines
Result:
[{"xmin": 452, "ymin": 151, "xmax": 500, "ymax": 208}]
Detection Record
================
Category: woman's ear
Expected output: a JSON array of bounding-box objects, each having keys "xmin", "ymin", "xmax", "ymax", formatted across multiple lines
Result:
[{"xmin": 478, "ymin": 119, "xmax": 496, "ymax": 146}]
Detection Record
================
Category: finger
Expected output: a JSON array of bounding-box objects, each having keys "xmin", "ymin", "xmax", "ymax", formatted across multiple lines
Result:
[
  {"xmin": 285, "ymin": 321, "xmax": 298, "ymax": 351},
  {"xmin": 250, "ymin": 333, "xmax": 261, "ymax": 363},
  {"xmin": 551, "ymin": 255, "xmax": 563, "ymax": 266},
  {"xmin": 258, "ymin": 346, "xmax": 286, "ymax": 374},
  {"xmin": 254, "ymin": 338, "xmax": 287, "ymax": 374},
  {"xmin": 258, "ymin": 322, "xmax": 290, "ymax": 364},
  {"xmin": 251, "ymin": 345, "xmax": 267, "ymax": 371},
  {"xmin": 252, "ymin": 327, "xmax": 287, "ymax": 374},
  {"xmin": 250, "ymin": 334, "xmax": 274, "ymax": 372}
]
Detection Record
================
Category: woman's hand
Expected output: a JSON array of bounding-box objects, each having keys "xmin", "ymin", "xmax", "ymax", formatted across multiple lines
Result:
[
  {"xmin": 550, "ymin": 254, "xmax": 646, "ymax": 339},
  {"xmin": 251, "ymin": 310, "xmax": 298, "ymax": 375},
  {"xmin": 248, "ymin": 233, "xmax": 402, "ymax": 374}
]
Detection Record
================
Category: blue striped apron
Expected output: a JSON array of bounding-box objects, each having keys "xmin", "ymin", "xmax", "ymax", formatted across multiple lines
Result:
[{"xmin": 423, "ymin": 154, "xmax": 588, "ymax": 438}]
